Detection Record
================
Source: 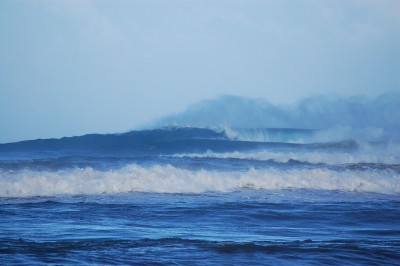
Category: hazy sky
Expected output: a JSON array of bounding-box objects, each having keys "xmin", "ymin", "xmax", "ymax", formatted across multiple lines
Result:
[{"xmin": 1, "ymin": 0, "xmax": 399, "ymax": 143}]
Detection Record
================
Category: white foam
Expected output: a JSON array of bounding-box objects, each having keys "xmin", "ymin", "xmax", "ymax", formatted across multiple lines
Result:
[{"xmin": 0, "ymin": 164, "xmax": 399, "ymax": 197}]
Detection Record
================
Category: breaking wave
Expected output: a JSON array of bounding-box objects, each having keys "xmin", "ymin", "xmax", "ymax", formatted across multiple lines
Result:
[
  {"xmin": 1, "ymin": 164, "xmax": 399, "ymax": 197},
  {"xmin": 1, "ymin": 93, "xmax": 399, "ymax": 199}
]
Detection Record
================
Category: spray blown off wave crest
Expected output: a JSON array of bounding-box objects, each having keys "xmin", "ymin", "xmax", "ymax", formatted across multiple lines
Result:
[
  {"xmin": 156, "ymin": 93, "xmax": 400, "ymax": 143},
  {"xmin": 1, "ymin": 164, "xmax": 399, "ymax": 197}
]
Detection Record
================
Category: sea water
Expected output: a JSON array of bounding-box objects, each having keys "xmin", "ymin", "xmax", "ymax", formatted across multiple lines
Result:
[{"xmin": 0, "ymin": 127, "xmax": 399, "ymax": 265}]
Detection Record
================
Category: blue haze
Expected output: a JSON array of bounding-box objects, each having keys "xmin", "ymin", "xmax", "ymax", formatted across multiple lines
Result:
[{"xmin": 0, "ymin": 0, "xmax": 399, "ymax": 143}]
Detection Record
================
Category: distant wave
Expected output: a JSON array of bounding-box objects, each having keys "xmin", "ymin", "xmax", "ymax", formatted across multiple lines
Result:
[
  {"xmin": 0, "ymin": 127, "xmax": 361, "ymax": 157},
  {"xmin": 1, "ymin": 164, "xmax": 399, "ymax": 197}
]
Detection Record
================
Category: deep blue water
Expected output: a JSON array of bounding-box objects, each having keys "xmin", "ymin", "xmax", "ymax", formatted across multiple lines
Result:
[{"xmin": 0, "ymin": 127, "xmax": 399, "ymax": 265}]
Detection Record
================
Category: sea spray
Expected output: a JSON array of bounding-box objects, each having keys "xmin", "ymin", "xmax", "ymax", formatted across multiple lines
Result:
[{"xmin": 155, "ymin": 93, "xmax": 400, "ymax": 142}]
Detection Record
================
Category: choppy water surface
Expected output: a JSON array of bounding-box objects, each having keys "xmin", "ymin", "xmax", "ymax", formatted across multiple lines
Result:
[{"xmin": 1, "ymin": 127, "xmax": 399, "ymax": 265}]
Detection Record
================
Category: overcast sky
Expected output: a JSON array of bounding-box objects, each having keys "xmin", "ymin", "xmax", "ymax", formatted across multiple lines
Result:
[{"xmin": 1, "ymin": 0, "xmax": 399, "ymax": 143}]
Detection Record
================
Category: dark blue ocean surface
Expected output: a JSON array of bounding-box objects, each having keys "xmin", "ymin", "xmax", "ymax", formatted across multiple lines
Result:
[{"xmin": 0, "ymin": 127, "xmax": 399, "ymax": 265}]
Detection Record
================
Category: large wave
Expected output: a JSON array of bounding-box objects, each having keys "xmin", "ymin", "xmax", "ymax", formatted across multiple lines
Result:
[
  {"xmin": 0, "ymin": 127, "xmax": 362, "ymax": 158},
  {"xmin": 1, "ymin": 93, "xmax": 399, "ymax": 198}
]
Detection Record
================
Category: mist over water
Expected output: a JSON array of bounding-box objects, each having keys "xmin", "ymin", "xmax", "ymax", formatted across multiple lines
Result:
[{"xmin": 156, "ymin": 92, "xmax": 400, "ymax": 143}]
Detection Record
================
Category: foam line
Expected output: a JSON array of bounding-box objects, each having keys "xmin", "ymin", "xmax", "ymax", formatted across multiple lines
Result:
[
  {"xmin": 173, "ymin": 148, "xmax": 400, "ymax": 165},
  {"xmin": 1, "ymin": 164, "xmax": 398, "ymax": 197}
]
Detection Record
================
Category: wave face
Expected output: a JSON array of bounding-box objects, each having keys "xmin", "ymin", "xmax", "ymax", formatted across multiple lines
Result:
[{"xmin": 0, "ymin": 125, "xmax": 399, "ymax": 197}]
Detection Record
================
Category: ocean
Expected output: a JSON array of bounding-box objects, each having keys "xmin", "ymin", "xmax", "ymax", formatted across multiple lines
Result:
[{"xmin": 0, "ymin": 127, "xmax": 399, "ymax": 265}]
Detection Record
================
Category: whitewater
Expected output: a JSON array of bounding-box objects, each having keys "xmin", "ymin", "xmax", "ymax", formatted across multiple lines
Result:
[
  {"xmin": 1, "ymin": 94, "xmax": 400, "ymax": 265},
  {"xmin": 1, "ymin": 161, "xmax": 400, "ymax": 197}
]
